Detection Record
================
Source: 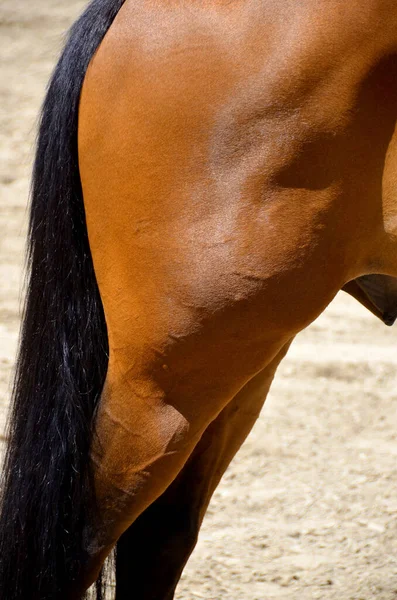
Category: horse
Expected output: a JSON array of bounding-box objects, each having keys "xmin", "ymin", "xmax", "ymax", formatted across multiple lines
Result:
[{"xmin": 1, "ymin": 0, "xmax": 397, "ymax": 598}]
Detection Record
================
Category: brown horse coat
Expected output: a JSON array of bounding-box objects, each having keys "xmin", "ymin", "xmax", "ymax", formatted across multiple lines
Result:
[{"xmin": 77, "ymin": 0, "xmax": 397, "ymax": 593}]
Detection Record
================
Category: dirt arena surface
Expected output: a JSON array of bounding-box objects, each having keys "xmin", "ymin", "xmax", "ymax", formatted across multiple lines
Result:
[{"xmin": 1, "ymin": 2, "xmax": 397, "ymax": 598}]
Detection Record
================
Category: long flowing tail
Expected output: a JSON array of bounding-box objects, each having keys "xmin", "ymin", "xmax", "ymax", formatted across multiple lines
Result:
[{"xmin": 0, "ymin": 1, "xmax": 126, "ymax": 598}]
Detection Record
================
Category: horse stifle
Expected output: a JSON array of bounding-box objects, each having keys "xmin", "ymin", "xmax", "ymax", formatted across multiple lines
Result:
[{"xmin": 1, "ymin": 0, "xmax": 397, "ymax": 598}]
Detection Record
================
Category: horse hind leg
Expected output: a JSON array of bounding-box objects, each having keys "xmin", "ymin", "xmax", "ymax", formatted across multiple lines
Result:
[{"xmin": 114, "ymin": 341, "xmax": 292, "ymax": 600}]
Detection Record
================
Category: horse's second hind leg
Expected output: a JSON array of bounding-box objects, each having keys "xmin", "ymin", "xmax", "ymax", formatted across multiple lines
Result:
[{"xmin": 115, "ymin": 341, "xmax": 292, "ymax": 600}]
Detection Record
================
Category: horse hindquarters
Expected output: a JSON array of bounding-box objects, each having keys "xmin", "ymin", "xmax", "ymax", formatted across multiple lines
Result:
[{"xmin": 77, "ymin": 2, "xmax": 362, "ymax": 589}]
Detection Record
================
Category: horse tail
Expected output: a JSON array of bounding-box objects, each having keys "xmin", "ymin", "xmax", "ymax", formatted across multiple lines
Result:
[{"xmin": 0, "ymin": 1, "xmax": 126, "ymax": 598}]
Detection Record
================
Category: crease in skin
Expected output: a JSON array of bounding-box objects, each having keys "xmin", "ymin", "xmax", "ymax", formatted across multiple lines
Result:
[
  {"xmin": 92, "ymin": 449, "xmax": 179, "ymax": 494},
  {"xmin": 176, "ymin": 299, "xmax": 215, "ymax": 312},
  {"xmin": 100, "ymin": 405, "xmax": 156, "ymax": 439},
  {"xmin": 197, "ymin": 237, "xmax": 236, "ymax": 248},
  {"xmin": 166, "ymin": 331, "xmax": 189, "ymax": 344},
  {"xmin": 116, "ymin": 374, "xmax": 165, "ymax": 403},
  {"xmin": 232, "ymin": 270, "xmax": 268, "ymax": 284}
]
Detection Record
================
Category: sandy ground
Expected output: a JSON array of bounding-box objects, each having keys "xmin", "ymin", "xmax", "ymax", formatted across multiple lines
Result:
[{"xmin": 1, "ymin": 2, "xmax": 397, "ymax": 599}]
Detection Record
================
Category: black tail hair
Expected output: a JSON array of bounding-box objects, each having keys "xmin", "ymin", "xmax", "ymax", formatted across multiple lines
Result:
[{"xmin": 0, "ymin": 1, "xmax": 126, "ymax": 598}]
